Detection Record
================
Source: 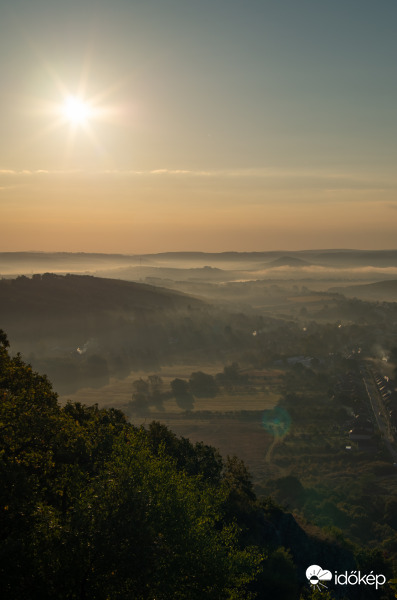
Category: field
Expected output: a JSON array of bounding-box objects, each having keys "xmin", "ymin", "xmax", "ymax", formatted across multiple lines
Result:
[
  {"xmin": 60, "ymin": 363, "xmax": 281, "ymax": 480},
  {"xmin": 59, "ymin": 363, "xmax": 281, "ymax": 411},
  {"xmin": 157, "ymin": 414, "xmax": 274, "ymax": 481}
]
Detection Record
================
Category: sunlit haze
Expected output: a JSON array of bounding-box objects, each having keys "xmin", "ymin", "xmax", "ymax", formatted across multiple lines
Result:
[{"xmin": 1, "ymin": 0, "xmax": 397, "ymax": 252}]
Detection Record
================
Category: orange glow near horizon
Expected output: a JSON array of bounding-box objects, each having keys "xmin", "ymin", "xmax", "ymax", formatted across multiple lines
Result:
[{"xmin": 1, "ymin": 168, "xmax": 397, "ymax": 253}]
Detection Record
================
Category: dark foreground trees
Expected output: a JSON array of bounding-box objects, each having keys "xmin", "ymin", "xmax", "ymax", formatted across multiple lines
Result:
[
  {"xmin": 2, "ymin": 330, "xmax": 394, "ymax": 600},
  {"xmin": 0, "ymin": 331, "xmax": 262, "ymax": 599}
]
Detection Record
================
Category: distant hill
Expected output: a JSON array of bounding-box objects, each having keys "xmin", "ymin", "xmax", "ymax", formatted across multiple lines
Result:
[
  {"xmin": 0, "ymin": 273, "xmax": 203, "ymax": 318},
  {"xmin": 0, "ymin": 274, "xmax": 207, "ymax": 392},
  {"xmin": 329, "ymin": 279, "xmax": 397, "ymax": 301},
  {"xmin": 0, "ymin": 251, "xmax": 140, "ymax": 275},
  {"xmin": 267, "ymin": 256, "xmax": 312, "ymax": 268},
  {"xmin": 0, "ymin": 273, "xmax": 263, "ymax": 395},
  {"xmin": 96, "ymin": 264, "xmax": 247, "ymax": 283},
  {"xmin": 303, "ymin": 249, "xmax": 397, "ymax": 268},
  {"xmin": 105, "ymin": 249, "xmax": 397, "ymax": 267}
]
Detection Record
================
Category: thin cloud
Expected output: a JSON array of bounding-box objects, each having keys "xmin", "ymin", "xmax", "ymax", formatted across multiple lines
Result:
[
  {"xmin": 1, "ymin": 167, "xmax": 396, "ymax": 195},
  {"xmin": 0, "ymin": 169, "xmax": 50, "ymax": 176},
  {"xmin": 101, "ymin": 168, "xmax": 397, "ymax": 190}
]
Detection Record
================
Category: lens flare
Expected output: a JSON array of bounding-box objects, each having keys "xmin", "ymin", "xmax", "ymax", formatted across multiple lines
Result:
[{"xmin": 262, "ymin": 406, "xmax": 291, "ymax": 437}]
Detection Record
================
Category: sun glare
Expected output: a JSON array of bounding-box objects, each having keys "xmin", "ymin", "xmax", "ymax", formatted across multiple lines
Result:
[{"xmin": 61, "ymin": 96, "xmax": 92, "ymax": 124}]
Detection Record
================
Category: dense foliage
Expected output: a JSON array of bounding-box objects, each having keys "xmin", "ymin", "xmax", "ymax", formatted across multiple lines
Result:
[
  {"xmin": 1, "ymin": 330, "xmax": 395, "ymax": 600},
  {"xmin": 0, "ymin": 331, "xmax": 265, "ymax": 599}
]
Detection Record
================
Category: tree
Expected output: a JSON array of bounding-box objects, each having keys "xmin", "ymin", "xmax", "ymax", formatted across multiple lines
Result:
[
  {"xmin": 148, "ymin": 374, "xmax": 163, "ymax": 394},
  {"xmin": 223, "ymin": 455, "xmax": 256, "ymax": 523},
  {"xmin": 257, "ymin": 547, "xmax": 298, "ymax": 600},
  {"xmin": 216, "ymin": 363, "xmax": 248, "ymax": 388},
  {"xmin": 132, "ymin": 377, "xmax": 149, "ymax": 395},
  {"xmin": 171, "ymin": 378, "xmax": 194, "ymax": 410},
  {"xmin": 189, "ymin": 371, "xmax": 218, "ymax": 398},
  {"xmin": 0, "ymin": 329, "xmax": 9, "ymax": 348}
]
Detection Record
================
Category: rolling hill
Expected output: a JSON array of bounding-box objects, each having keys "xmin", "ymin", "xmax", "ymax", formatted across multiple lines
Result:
[
  {"xmin": 329, "ymin": 279, "xmax": 397, "ymax": 302},
  {"xmin": 0, "ymin": 273, "xmax": 203, "ymax": 317}
]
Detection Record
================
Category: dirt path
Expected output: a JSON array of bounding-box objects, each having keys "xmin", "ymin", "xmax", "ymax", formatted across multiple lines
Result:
[{"xmin": 265, "ymin": 436, "xmax": 279, "ymax": 462}]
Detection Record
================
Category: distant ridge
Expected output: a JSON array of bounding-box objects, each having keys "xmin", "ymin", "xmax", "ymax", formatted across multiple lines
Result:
[
  {"xmin": 0, "ymin": 273, "xmax": 203, "ymax": 317},
  {"xmin": 267, "ymin": 256, "xmax": 312, "ymax": 267},
  {"xmin": 330, "ymin": 279, "xmax": 397, "ymax": 301},
  {"xmin": 1, "ymin": 249, "xmax": 397, "ymax": 276}
]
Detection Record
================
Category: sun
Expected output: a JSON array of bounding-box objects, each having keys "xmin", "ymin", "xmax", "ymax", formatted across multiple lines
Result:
[{"xmin": 61, "ymin": 96, "xmax": 92, "ymax": 124}]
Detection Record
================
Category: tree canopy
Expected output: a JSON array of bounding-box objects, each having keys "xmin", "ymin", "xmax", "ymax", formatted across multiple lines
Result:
[
  {"xmin": 0, "ymin": 330, "xmax": 262, "ymax": 599},
  {"xmin": 2, "ymin": 330, "xmax": 392, "ymax": 599}
]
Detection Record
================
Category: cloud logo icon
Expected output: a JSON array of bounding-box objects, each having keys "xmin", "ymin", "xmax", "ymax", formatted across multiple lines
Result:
[{"xmin": 306, "ymin": 565, "xmax": 332, "ymax": 589}]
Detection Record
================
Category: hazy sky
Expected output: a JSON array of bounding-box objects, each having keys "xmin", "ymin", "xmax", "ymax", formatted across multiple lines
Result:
[{"xmin": 1, "ymin": 0, "xmax": 397, "ymax": 252}]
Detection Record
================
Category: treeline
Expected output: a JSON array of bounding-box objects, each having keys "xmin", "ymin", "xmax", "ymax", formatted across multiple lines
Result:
[{"xmin": 128, "ymin": 363, "xmax": 249, "ymax": 413}]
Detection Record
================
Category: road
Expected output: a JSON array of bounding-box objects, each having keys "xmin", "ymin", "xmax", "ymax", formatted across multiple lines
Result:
[{"xmin": 361, "ymin": 364, "xmax": 397, "ymax": 463}]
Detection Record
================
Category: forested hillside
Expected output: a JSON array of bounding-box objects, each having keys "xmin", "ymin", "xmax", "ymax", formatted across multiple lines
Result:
[
  {"xmin": 0, "ymin": 273, "xmax": 202, "ymax": 317},
  {"xmin": 0, "ymin": 331, "xmax": 395, "ymax": 599}
]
